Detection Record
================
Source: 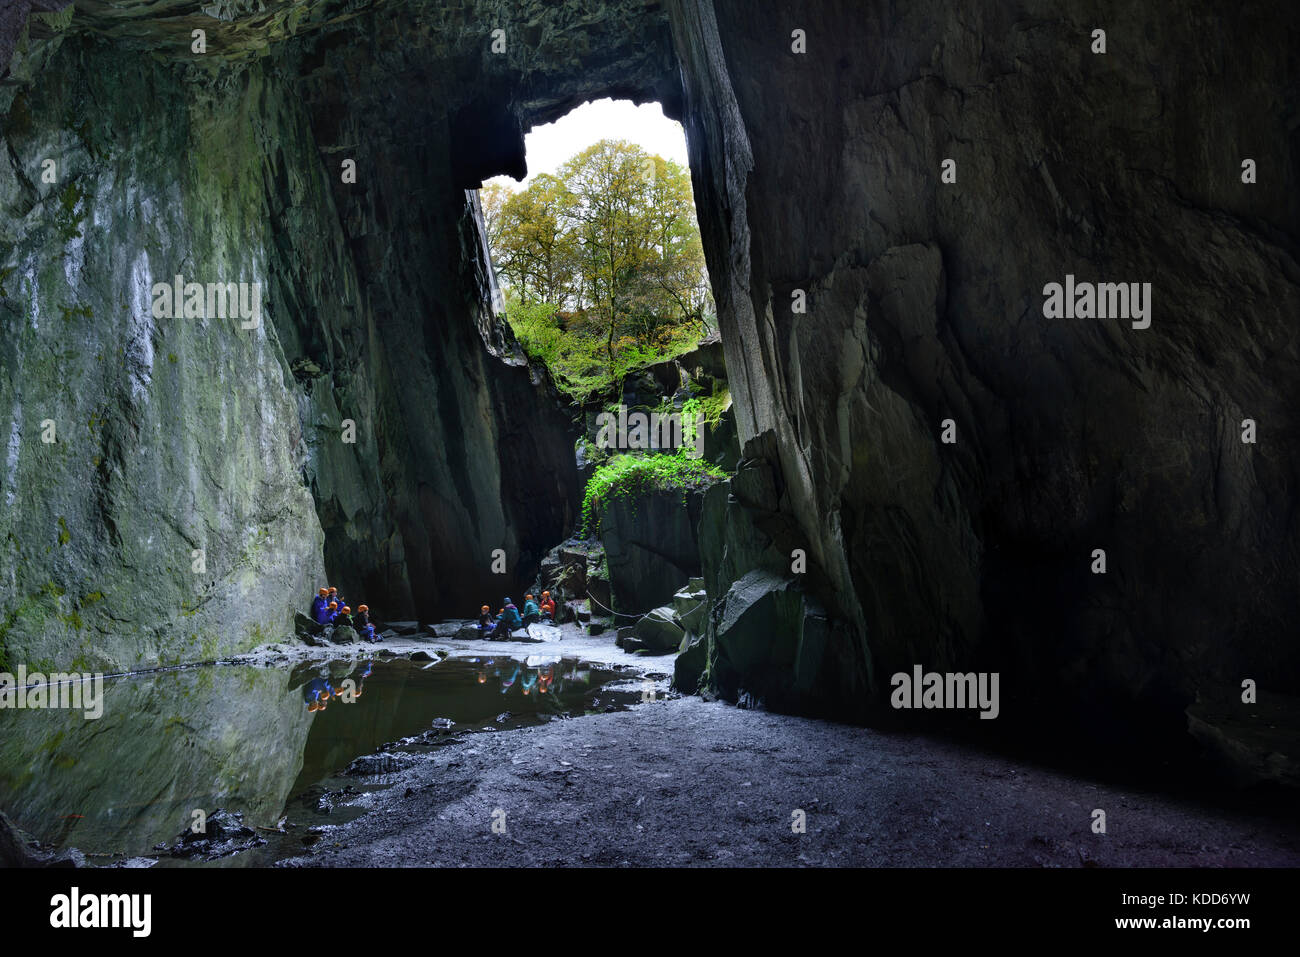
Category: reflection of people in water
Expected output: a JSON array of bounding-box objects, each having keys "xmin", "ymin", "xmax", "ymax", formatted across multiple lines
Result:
[
  {"xmin": 345, "ymin": 660, "xmax": 372, "ymax": 700},
  {"xmin": 538, "ymin": 664, "xmax": 555, "ymax": 694},
  {"xmin": 304, "ymin": 677, "xmax": 333, "ymax": 712},
  {"xmin": 499, "ymin": 666, "xmax": 519, "ymax": 694},
  {"xmin": 521, "ymin": 670, "xmax": 538, "ymax": 695}
]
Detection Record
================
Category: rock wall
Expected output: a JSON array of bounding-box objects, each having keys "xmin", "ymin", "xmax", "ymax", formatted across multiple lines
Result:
[
  {"xmin": 0, "ymin": 0, "xmax": 668, "ymax": 666},
  {"xmin": 4, "ymin": 0, "xmax": 1297, "ymax": 754},
  {"xmin": 0, "ymin": 38, "xmax": 325, "ymax": 671},
  {"xmin": 669, "ymin": 0, "xmax": 1300, "ymax": 738}
]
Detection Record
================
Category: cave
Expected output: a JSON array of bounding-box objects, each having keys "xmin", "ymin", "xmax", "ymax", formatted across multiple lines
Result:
[{"xmin": 1, "ymin": 0, "xmax": 1298, "ymax": 887}]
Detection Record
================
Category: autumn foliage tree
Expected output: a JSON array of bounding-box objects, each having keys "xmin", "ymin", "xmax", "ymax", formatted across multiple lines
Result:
[{"xmin": 482, "ymin": 139, "xmax": 713, "ymax": 400}]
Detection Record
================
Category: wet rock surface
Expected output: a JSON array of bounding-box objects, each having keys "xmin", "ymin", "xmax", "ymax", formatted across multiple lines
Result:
[
  {"xmin": 281, "ymin": 695, "xmax": 1300, "ymax": 867},
  {"xmin": 163, "ymin": 809, "xmax": 266, "ymax": 862},
  {"xmin": 668, "ymin": 0, "xmax": 1300, "ymax": 748}
]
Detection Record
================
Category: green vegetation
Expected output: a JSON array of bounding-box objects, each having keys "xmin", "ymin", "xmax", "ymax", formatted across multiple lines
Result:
[
  {"xmin": 0, "ymin": 582, "xmax": 68, "ymax": 671},
  {"xmin": 481, "ymin": 139, "xmax": 713, "ymax": 402},
  {"xmin": 59, "ymin": 303, "xmax": 92, "ymax": 324},
  {"xmin": 581, "ymin": 453, "xmax": 727, "ymax": 536},
  {"xmin": 509, "ymin": 298, "xmax": 701, "ymax": 402},
  {"xmin": 53, "ymin": 182, "xmax": 87, "ymax": 243}
]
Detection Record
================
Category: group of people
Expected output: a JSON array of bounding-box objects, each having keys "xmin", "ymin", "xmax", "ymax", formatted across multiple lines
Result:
[
  {"xmin": 476, "ymin": 592, "xmax": 556, "ymax": 640},
  {"xmin": 471, "ymin": 657, "xmax": 587, "ymax": 698},
  {"xmin": 303, "ymin": 660, "xmax": 373, "ymax": 712},
  {"xmin": 307, "ymin": 584, "xmax": 562, "ymax": 646},
  {"xmin": 309, "ymin": 586, "xmax": 380, "ymax": 642}
]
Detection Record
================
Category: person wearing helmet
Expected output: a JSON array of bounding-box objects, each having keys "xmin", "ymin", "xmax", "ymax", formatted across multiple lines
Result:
[
  {"xmin": 354, "ymin": 604, "xmax": 371, "ymax": 629},
  {"xmin": 328, "ymin": 586, "xmax": 347, "ymax": 609},
  {"xmin": 478, "ymin": 604, "xmax": 493, "ymax": 633},
  {"xmin": 304, "ymin": 678, "xmax": 332, "ymax": 710},
  {"xmin": 521, "ymin": 594, "xmax": 541, "ymax": 625},
  {"xmin": 491, "ymin": 599, "xmax": 523, "ymax": 640},
  {"xmin": 333, "ymin": 605, "xmax": 354, "ymax": 629},
  {"xmin": 540, "ymin": 591, "xmax": 556, "ymax": 622},
  {"xmin": 311, "ymin": 587, "xmax": 331, "ymax": 623}
]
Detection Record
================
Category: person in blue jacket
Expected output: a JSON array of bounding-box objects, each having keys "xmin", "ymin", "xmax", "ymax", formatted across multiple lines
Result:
[
  {"xmin": 304, "ymin": 677, "xmax": 333, "ymax": 712},
  {"xmin": 311, "ymin": 588, "xmax": 332, "ymax": 624}
]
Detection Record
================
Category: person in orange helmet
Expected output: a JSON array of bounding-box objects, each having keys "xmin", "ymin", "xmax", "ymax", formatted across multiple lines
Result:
[
  {"xmin": 354, "ymin": 604, "xmax": 371, "ymax": 628},
  {"xmin": 539, "ymin": 591, "xmax": 556, "ymax": 622},
  {"xmin": 311, "ymin": 588, "xmax": 332, "ymax": 623},
  {"xmin": 478, "ymin": 605, "xmax": 493, "ymax": 634}
]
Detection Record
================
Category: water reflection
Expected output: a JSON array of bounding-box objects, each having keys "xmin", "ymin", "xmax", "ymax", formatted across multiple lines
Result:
[{"xmin": 0, "ymin": 654, "xmax": 622, "ymax": 861}]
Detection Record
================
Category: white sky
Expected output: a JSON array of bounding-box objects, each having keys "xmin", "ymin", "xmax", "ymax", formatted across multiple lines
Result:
[{"xmin": 484, "ymin": 98, "xmax": 688, "ymax": 189}]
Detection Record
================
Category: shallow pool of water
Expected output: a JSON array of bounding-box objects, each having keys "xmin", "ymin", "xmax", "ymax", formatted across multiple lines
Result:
[{"xmin": 0, "ymin": 653, "xmax": 628, "ymax": 863}]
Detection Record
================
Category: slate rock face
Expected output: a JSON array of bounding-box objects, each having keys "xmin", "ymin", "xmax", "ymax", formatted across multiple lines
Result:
[
  {"xmin": 3, "ymin": 1, "xmax": 1297, "ymax": 758},
  {"xmin": 633, "ymin": 606, "xmax": 684, "ymax": 654},
  {"xmin": 598, "ymin": 490, "xmax": 707, "ymax": 615},
  {"xmin": 668, "ymin": 0, "xmax": 1300, "ymax": 740}
]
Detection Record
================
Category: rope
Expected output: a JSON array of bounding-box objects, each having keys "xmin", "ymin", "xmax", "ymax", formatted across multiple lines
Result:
[{"xmin": 578, "ymin": 591, "xmax": 708, "ymax": 626}]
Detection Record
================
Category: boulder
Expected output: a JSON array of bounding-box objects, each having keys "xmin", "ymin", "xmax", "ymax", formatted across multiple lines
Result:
[
  {"xmin": 347, "ymin": 752, "xmax": 416, "ymax": 775},
  {"xmin": 0, "ymin": 812, "xmax": 54, "ymax": 868},
  {"xmin": 184, "ymin": 808, "xmax": 256, "ymax": 843},
  {"xmin": 674, "ymin": 633, "xmax": 709, "ymax": 695},
  {"xmin": 672, "ymin": 587, "xmax": 708, "ymax": 636},
  {"xmin": 330, "ymin": 625, "xmax": 359, "ymax": 644},
  {"xmin": 386, "ymin": 621, "xmax": 420, "ymax": 635},
  {"xmin": 527, "ymin": 623, "xmax": 562, "ymax": 642},
  {"xmin": 598, "ymin": 490, "xmax": 708, "ymax": 615},
  {"xmin": 634, "ymin": 606, "xmax": 685, "ymax": 654},
  {"xmin": 587, "ymin": 560, "xmax": 612, "ymax": 612}
]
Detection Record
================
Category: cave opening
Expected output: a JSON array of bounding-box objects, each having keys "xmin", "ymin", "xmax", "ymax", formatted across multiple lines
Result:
[{"xmin": 467, "ymin": 97, "xmax": 738, "ymax": 640}]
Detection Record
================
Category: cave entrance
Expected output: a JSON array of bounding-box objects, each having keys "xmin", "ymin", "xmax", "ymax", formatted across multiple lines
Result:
[{"xmin": 473, "ymin": 98, "xmax": 738, "ymax": 647}]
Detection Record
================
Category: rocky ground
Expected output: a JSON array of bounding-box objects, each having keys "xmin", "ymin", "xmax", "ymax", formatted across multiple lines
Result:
[{"xmin": 259, "ymin": 623, "xmax": 1300, "ymax": 868}]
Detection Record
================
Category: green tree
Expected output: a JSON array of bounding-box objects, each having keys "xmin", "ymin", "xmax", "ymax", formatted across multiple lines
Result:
[
  {"xmin": 480, "ymin": 138, "xmax": 713, "ymax": 401},
  {"xmin": 494, "ymin": 174, "xmax": 579, "ymax": 307}
]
